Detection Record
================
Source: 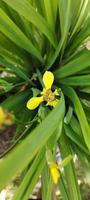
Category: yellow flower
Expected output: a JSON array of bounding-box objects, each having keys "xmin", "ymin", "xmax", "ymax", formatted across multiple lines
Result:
[
  {"xmin": 27, "ymin": 71, "xmax": 59, "ymax": 110},
  {"xmin": 0, "ymin": 107, "xmax": 14, "ymax": 127},
  {"xmin": 49, "ymin": 163, "xmax": 60, "ymax": 184},
  {"xmin": 0, "ymin": 107, "xmax": 5, "ymax": 125}
]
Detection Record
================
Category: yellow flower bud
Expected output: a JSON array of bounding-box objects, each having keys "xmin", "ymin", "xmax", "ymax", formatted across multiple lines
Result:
[{"xmin": 49, "ymin": 163, "xmax": 60, "ymax": 184}]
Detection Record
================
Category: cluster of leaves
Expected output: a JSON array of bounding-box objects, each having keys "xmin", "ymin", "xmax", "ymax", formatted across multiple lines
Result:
[{"xmin": 0, "ymin": 0, "xmax": 90, "ymax": 199}]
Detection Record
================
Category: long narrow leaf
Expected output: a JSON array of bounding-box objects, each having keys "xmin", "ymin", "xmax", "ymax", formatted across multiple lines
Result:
[
  {"xmin": 47, "ymin": 0, "xmax": 71, "ymax": 68},
  {"xmin": 0, "ymin": 8, "xmax": 43, "ymax": 62},
  {"xmin": 0, "ymin": 93, "xmax": 65, "ymax": 190},
  {"xmin": 13, "ymin": 149, "xmax": 45, "ymax": 200},
  {"xmin": 54, "ymin": 49, "xmax": 90, "ymax": 78},
  {"xmin": 62, "ymin": 86, "xmax": 90, "ymax": 151},
  {"xmin": 0, "ymin": 56, "xmax": 31, "ymax": 83},
  {"xmin": 60, "ymin": 75, "xmax": 90, "ymax": 86},
  {"xmin": 2, "ymin": 0, "xmax": 57, "ymax": 48}
]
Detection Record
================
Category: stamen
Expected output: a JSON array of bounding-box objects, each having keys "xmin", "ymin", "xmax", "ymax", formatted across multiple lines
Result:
[{"xmin": 43, "ymin": 89, "xmax": 55, "ymax": 102}]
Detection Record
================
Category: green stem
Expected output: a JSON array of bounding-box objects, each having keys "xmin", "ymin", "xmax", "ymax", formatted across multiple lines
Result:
[{"xmin": 58, "ymin": 129, "xmax": 81, "ymax": 200}]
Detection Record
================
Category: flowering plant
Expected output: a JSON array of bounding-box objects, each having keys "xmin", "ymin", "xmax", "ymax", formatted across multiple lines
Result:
[{"xmin": 0, "ymin": 0, "xmax": 90, "ymax": 199}]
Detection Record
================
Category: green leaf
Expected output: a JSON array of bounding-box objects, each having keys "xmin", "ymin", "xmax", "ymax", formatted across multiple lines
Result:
[
  {"xmin": 67, "ymin": 17, "xmax": 90, "ymax": 55},
  {"xmin": 54, "ymin": 49, "xmax": 90, "ymax": 78},
  {"xmin": 70, "ymin": 115, "xmax": 82, "ymax": 136},
  {"xmin": 47, "ymin": 121, "xmax": 63, "ymax": 149},
  {"xmin": 13, "ymin": 149, "xmax": 46, "ymax": 200},
  {"xmin": 60, "ymin": 75, "xmax": 90, "ymax": 86},
  {"xmin": 2, "ymin": 0, "xmax": 57, "ymax": 48},
  {"xmin": 47, "ymin": 0, "xmax": 71, "ymax": 68},
  {"xmin": 21, "ymin": 154, "xmax": 45, "ymax": 200},
  {"xmin": 0, "ymin": 8, "xmax": 43, "ymax": 62},
  {"xmin": 64, "ymin": 106, "xmax": 73, "ymax": 124},
  {"xmin": 1, "ymin": 90, "xmax": 30, "ymax": 113},
  {"xmin": 41, "ymin": 164, "xmax": 52, "ymax": 200},
  {"xmin": 62, "ymin": 86, "xmax": 90, "ymax": 151},
  {"xmin": 44, "ymin": 0, "xmax": 55, "ymax": 29},
  {"xmin": 59, "ymin": 0, "xmax": 71, "ymax": 37},
  {"xmin": 59, "ymin": 132, "xmax": 81, "ymax": 200},
  {"xmin": 58, "ymin": 176, "xmax": 69, "ymax": 200},
  {"xmin": 0, "ymin": 93, "xmax": 65, "ymax": 190},
  {"xmin": 80, "ymin": 87, "xmax": 90, "ymax": 94},
  {"xmin": 64, "ymin": 124, "xmax": 89, "ymax": 155},
  {"xmin": 0, "ymin": 78, "xmax": 13, "ymax": 92},
  {"xmin": 0, "ymin": 32, "xmax": 30, "ymax": 66},
  {"xmin": 70, "ymin": 0, "xmax": 90, "ymax": 38},
  {"xmin": 0, "ymin": 56, "xmax": 31, "ymax": 83},
  {"xmin": 0, "ymin": 46, "xmax": 30, "ymax": 70},
  {"xmin": 14, "ymin": 108, "xmax": 35, "ymax": 139},
  {"xmin": 51, "ymin": 0, "xmax": 58, "ymax": 24}
]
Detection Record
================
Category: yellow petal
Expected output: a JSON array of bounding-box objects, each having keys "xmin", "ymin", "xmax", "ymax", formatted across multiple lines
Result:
[
  {"xmin": 0, "ymin": 107, "xmax": 5, "ymax": 124},
  {"xmin": 54, "ymin": 89, "xmax": 59, "ymax": 96},
  {"xmin": 27, "ymin": 96, "xmax": 43, "ymax": 110},
  {"xmin": 43, "ymin": 71, "xmax": 54, "ymax": 90},
  {"xmin": 41, "ymin": 88, "xmax": 47, "ymax": 95},
  {"xmin": 50, "ymin": 163, "xmax": 60, "ymax": 184},
  {"xmin": 47, "ymin": 99, "xmax": 59, "ymax": 107}
]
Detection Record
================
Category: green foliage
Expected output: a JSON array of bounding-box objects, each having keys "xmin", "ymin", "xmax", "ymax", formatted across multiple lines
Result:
[{"xmin": 0, "ymin": 0, "xmax": 90, "ymax": 199}]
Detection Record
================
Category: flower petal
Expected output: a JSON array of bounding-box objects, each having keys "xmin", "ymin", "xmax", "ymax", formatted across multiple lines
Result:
[
  {"xmin": 47, "ymin": 99, "xmax": 59, "ymax": 107},
  {"xmin": 0, "ymin": 107, "xmax": 5, "ymax": 124},
  {"xmin": 41, "ymin": 88, "xmax": 47, "ymax": 95},
  {"xmin": 50, "ymin": 163, "xmax": 60, "ymax": 184},
  {"xmin": 27, "ymin": 96, "xmax": 43, "ymax": 110},
  {"xmin": 43, "ymin": 71, "xmax": 54, "ymax": 89}
]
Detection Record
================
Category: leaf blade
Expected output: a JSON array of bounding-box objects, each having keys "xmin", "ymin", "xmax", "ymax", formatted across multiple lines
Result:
[{"xmin": 0, "ymin": 93, "xmax": 65, "ymax": 190}]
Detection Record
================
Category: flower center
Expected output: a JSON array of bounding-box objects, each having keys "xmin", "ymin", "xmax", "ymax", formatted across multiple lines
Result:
[{"xmin": 43, "ymin": 89, "xmax": 55, "ymax": 102}]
